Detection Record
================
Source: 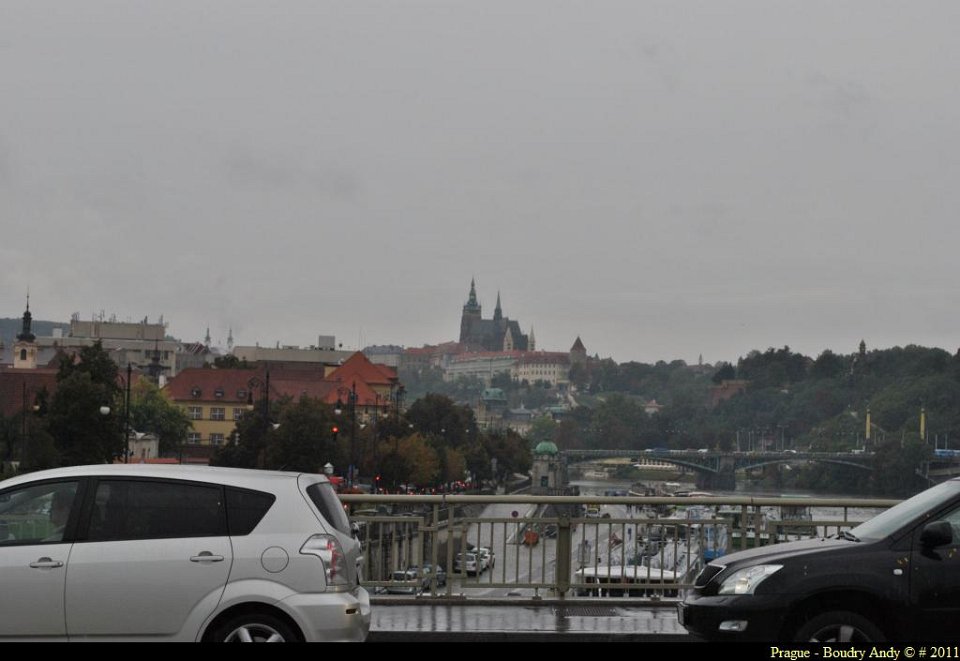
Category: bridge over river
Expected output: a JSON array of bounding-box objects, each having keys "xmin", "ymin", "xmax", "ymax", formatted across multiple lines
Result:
[{"xmin": 562, "ymin": 448, "xmax": 960, "ymax": 490}]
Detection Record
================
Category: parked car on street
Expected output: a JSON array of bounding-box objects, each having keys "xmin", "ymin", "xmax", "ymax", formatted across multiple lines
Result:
[
  {"xmin": 680, "ymin": 477, "xmax": 960, "ymax": 642},
  {"xmin": 386, "ymin": 568, "xmax": 422, "ymax": 595},
  {"xmin": 420, "ymin": 563, "xmax": 447, "ymax": 589},
  {"xmin": 476, "ymin": 547, "xmax": 495, "ymax": 570},
  {"xmin": 455, "ymin": 552, "xmax": 480, "ymax": 576},
  {"xmin": 0, "ymin": 464, "xmax": 370, "ymax": 642}
]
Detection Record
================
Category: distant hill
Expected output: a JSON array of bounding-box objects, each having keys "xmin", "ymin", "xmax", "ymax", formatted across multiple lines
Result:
[{"xmin": 0, "ymin": 318, "xmax": 70, "ymax": 348}]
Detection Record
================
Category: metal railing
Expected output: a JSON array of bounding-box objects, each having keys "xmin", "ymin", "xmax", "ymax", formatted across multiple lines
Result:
[{"xmin": 341, "ymin": 494, "xmax": 899, "ymax": 602}]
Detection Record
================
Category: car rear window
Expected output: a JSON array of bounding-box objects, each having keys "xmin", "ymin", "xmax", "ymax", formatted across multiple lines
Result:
[
  {"xmin": 305, "ymin": 482, "xmax": 352, "ymax": 535},
  {"xmin": 225, "ymin": 487, "xmax": 276, "ymax": 536}
]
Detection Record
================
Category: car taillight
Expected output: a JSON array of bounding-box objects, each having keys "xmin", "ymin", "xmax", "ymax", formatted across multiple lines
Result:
[{"xmin": 300, "ymin": 534, "xmax": 349, "ymax": 588}]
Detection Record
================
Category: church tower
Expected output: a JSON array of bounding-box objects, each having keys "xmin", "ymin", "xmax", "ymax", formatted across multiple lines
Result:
[{"xmin": 13, "ymin": 296, "xmax": 38, "ymax": 369}]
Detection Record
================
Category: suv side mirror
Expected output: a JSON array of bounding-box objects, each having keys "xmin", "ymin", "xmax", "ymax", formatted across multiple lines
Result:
[{"xmin": 920, "ymin": 520, "xmax": 953, "ymax": 548}]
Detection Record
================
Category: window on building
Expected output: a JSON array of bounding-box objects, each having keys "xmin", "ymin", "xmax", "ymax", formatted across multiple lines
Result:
[
  {"xmin": 210, "ymin": 433, "xmax": 225, "ymax": 446},
  {"xmin": 187, "ymin": 406, "xmax": 202, "ymax": 420},
  {"xmin": 233, "ymin": 408, "xmax": 244, "ymax": 421},
  {"xmin": 210, "ymin": 408, "xmax": 225, "ymax": 421},
  {"xmin": 187, "ymin": 432, "xmax": 201, "ymax": 444}
]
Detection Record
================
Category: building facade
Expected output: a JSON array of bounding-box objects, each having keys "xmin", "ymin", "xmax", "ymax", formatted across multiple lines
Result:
[
  {"xmin": 444, "ymin": 351, "xmax": 521, "ymax": 384},
  {"xmin": 164, "ymin": 368, "xmax": 257, "ymax": 452},
  {"xmin": 512, "ymin": 352, "xmax": 571, "ymax": 388}
]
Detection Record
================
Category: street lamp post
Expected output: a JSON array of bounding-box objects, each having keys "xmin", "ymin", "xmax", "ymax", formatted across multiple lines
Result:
[
  {"xmin": 336, "ymin": 382, "xmax": 359, "ymax": 488},
  {"xmin": 394, "ymin": 384, "xmax": 405, "ymax": 420},
  {"xmin": 120, "ymin": 363, "xmax": 132, "ymax": 463},
  {"xmin": 247, "ymin": 371, "xmax": 271, "ymax": 423},
  {"xmin": 19, "ymin": 383, "xmax": 42, "ymax": 467},
  {"xmin": 247, "ymin": 371, "xmax": 271, "ymax": 468}
]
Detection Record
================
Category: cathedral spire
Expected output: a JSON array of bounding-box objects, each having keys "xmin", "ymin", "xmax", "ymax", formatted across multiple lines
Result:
[
  {"xmin": 493, "ymin": 291, "xmax": 502, "ymax": 321},
  {"xmin": 204, "ymin": 327, "xmax": 212, "ymax": 346},
  {"xmin": 466, "ymin": 278, "xmax": 479, "ymax": 308}
]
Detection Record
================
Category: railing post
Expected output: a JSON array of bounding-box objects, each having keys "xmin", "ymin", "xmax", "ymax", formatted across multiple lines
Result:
[
  {"xmin": 556, "ymin": 514, "xmax": 572, "ymax": 598},
  {"xmin": 739, "ymin": 504, "xmax": 749, "ymax": 551},
  {"xmin": 430, "ymin": 502, "xmax": 440, "ymax": 595},
  {"xmin": 446, "ymin": 503, "xmax": 455, "ymax": 597}
]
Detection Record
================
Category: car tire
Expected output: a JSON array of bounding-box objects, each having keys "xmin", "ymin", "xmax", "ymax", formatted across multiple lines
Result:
[
  {"xmin": 211, "ymin": 613, "xmax": 302, "ymax": 643},
  {"xmin": 794, "ymin": 611, "xmax": 885, "ymax": 642}
]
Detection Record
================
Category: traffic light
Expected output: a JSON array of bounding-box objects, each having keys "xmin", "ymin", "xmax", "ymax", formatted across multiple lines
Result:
[{"xmin": 331, "ymin": 425, "xmax": 339, "ymax": 441}]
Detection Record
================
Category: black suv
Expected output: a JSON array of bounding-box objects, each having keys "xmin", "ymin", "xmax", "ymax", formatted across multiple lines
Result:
[{"xmin": 680, "ymin": 477, "xmax": 960, "ymax": 642}]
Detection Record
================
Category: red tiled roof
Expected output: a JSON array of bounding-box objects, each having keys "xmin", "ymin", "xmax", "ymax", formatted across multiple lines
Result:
[
  {"xmin": 0, "ymin": 368, "xmax": 59, "ymax": 417},
  {"xmin": 327, "ymin": 352, "xmax": 397, "ymax": 387},
  {"xmin": 517, "ymin": 352, "xmax": 570, "ymax": 365},
  {"xmin": 164, "ymin": 368, "xmax": 268, "ymax": 403},
  {"xmin": 165, "ymin": 360, "xmax": 396, "ymax": 411},
  {"xmin": 269, "ymin": 376, "xmax": 339, "ymax": 402},
  {"xmin": 435, "ymin": 342, "xmax": 462, "ymax": 353}
]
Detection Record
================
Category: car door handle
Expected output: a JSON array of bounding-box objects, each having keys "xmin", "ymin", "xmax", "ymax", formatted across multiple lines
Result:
[
  {"xmin": 190, "ymin": 551, "xmax": 225, "ymax": 563},
  {"xmin": 30, "ymin": 557, "xmax": 64, "ymax": 569}
]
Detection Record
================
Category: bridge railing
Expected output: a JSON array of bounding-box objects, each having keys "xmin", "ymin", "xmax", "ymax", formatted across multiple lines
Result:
[{"xmin": 340, "ymin": 494, "xmax": 898, "ymax": 602}]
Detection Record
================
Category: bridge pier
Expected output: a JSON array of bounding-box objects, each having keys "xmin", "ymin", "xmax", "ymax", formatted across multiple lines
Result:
[{"xmin": 696, "ymin": 456, "xmax": 736, "ymax": 491}]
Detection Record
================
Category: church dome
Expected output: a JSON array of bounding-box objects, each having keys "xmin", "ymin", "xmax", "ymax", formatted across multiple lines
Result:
[{"xmin": 534, "ymin": 441, "xmax": 559, "ymax": 455}]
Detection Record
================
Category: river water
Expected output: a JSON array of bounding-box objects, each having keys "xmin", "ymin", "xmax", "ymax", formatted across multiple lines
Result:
[{"xmin": 571, "ymin": 477, "xmax": 890, "ymax": 527}]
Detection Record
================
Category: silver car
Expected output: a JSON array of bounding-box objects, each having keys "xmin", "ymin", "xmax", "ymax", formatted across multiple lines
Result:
[{"xmin": 0, "ymin": 464, "xmax": 370, "ymax": 642}]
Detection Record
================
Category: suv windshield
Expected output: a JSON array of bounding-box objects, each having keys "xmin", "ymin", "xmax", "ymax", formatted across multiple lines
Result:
[{"xmin": 851, "ymin": 479, "xmax": 960, "ymax": 540}]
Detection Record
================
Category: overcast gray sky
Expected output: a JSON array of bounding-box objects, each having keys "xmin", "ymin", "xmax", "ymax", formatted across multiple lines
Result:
[{"xmin": 3, "ymin": 1, "xmax": 959, "ymax": 364}]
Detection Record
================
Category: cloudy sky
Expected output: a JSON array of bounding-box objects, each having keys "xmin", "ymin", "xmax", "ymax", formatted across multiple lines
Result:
[{"xmin": 3, "ymin": 1, "xmax": 960, "ymax": 364}]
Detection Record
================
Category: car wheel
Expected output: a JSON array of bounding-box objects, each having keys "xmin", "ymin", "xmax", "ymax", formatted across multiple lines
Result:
[
  {"xmin": 794, "ymin": 611, "xmax": 884, "ymax": 642},
  {"xmin": 212, "ymin": 613, "xmax": 301, "ymax": 643}
]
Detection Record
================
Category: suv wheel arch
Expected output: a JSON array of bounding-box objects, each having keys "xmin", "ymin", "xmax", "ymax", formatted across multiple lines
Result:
[
  {"xmin": 203, "ymin": 603, "xmax": 303, "ymax": 642},
  {"xmin": 793, "ymin": 610, "xmax": 885, "ymax": 642}
]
